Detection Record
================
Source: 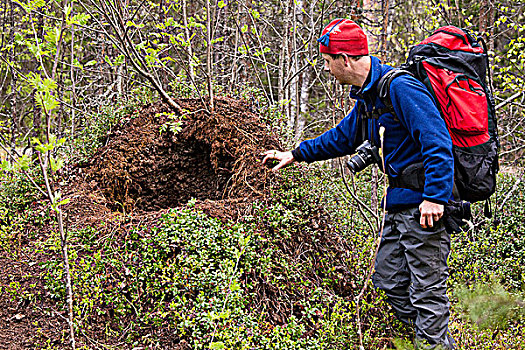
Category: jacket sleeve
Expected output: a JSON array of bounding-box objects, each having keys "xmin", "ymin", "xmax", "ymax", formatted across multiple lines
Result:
[
  {"xmin": 296, "ymin": 105, "xmax": 363, "ymax": 163},
  {"xmin": 389, "ymin": 75, "xmax": 454, "ymax": 204}
]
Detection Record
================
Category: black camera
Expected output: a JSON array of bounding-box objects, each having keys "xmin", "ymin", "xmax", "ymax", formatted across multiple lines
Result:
[{"xmin": 346, "ymin": 140, "xmax": 380, "ymax": 174}]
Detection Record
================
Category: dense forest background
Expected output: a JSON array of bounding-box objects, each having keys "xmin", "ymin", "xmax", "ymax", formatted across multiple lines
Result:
[
  {"xmin": 1, "ymin": 0, "xmax": 524, "ymax": 155},
  {"xmin": 0, "ymin": 0, "xmax": 524, "ymax": 349}
]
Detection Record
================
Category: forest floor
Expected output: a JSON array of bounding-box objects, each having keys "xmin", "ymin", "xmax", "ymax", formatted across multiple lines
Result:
[{"xmin": 0, "ymin": 97, "xmax": 371, "ymax": 349}]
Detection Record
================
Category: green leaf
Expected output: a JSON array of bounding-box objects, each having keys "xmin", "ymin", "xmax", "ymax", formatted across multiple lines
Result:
[
  {"xmin": 113, "ymin": 55, "xmax": 125, "ymax": 66},
  {"xmin": 250, "ymin": 9, "xmax": 260, "ymax": 20},
  {"xmin": 14, "ymin": 0, "xmax": 45, "ymax": 12},
  {"xmin": 14, "ymin": 32, "xmax": 24, "ymax": 45},
  {"xmin": 41, "ymin": 78, "xmax": 57, "ymax": 93},
  {"xmin": 27, "ymin": 42, "xmax": 42, "ymax": 57},
  {"xmin": 211, "ymin": 37, "xmax": 224, "ymax": 44},
  {"xmin": 1, "ymin": 159, "xmax": 13, "ymax": 172},
  {"xmin": 44, "ymin": 28, "xmax": 60, "ymax": 46},
  {"xmin": 50, "ymin": 156, "xmax": 64, "ymax": 172},
  {"xmin": 126, "ymin": 20, "xmax": 145, "ymax": 29},
  {"xmin": 230, "ymin": 280, "xmax": 240, "ymax": 292},
  {"xmin": 40, "ymin": 93, "xmax": 59, "ymax": 112},
  {"xmin": 56, "ymin": 137, "xmax": 66, "ymax": 147},
  {"xmin": 64, "ymin": 4, "xmax": 72, "ymax": 18},
  {"xmin": 218, "ymin": 0, "xmax": 226, "ymax": 8},
  {"xmin": 32, "ymin": 137, "xmax": 46, "ymax": 153},
  {"xmin": 58, "ymin": 198, "xmax": 71, "ymax": 207},
  {"xmin": 241, "ymin": 24, "xmax": 248, "ymax": 33},
  {"xmin": 17, "ymin": 154, "xmax": 31, "ymax": 171},
  {"xmin": 84, "ymin": 60, "xmax": 97, "ymax": 67},
  {"xmin": 72, "ymin": 58, "xmax": 83, "ymax": 69},
  {"xmin": 70, "ymin": 13, "xmax": 91, "ymax": 26},
  {"xmin": 209, "ymin": 342, "xmax": 225, "ymax": 349}
]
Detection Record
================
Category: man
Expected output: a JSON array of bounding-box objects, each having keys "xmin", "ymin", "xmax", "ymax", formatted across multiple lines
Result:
[{"xmin": 262, "ymin": 19, "xmax": 456, "ymax": 349}]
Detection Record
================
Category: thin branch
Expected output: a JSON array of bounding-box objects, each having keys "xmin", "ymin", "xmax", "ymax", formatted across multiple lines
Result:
[{"xmin": 496, "ymin": 91, "xmax": 524, "ymax": 110}]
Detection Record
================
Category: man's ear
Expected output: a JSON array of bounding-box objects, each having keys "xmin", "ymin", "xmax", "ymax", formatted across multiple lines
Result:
[{"xmin": 341, "ymin": 54, "xmax": 350, "ymax": 66}]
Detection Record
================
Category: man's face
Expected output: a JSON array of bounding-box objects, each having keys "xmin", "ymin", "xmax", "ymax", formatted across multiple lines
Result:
[{"xmin": 322, "ymin": 53, "xmax": 350, "ymax": 85}]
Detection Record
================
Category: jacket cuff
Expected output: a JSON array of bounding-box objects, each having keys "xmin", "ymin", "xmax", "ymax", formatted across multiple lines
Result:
[
  {"xmin": 291, "ymin": 148, "xmax": 305, "ymax": 162},
  {"xmin": 422, "ymin": 195, "xmax": 449, "ymax": 206}
]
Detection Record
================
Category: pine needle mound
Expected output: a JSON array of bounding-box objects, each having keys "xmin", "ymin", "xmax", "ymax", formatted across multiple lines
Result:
[{"xmin": 82, "ymin": 97, "xmax": 279, "ymax": 212}]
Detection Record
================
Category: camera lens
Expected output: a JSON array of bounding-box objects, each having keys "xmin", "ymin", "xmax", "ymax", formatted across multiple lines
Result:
[
  {"xmin": 347, "ymin": 154, "xmax": 367, "ymax": 173},
  {"xmin": 345, "ymin": 140, "xmax": 379, "ymax": 174}
]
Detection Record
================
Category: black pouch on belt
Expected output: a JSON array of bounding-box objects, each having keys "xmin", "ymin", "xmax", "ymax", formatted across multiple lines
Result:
[{"xmin": 443, "ymin": 200, "xmax": 472, "ymax": 234}]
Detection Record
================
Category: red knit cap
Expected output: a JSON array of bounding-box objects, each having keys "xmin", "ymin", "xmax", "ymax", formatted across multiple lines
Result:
[{"xmin": 318, "ymin": 19, "xmax": 369, "ymax": 56}]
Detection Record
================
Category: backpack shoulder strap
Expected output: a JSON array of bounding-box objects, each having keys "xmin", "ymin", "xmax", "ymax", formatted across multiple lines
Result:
[{"xmin": 377, "ymin": 68, "xmax": 413, "ymax": 113}]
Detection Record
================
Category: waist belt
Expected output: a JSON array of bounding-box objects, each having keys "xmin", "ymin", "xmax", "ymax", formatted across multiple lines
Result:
[
  {"xmin": 389, "ymin": 162, "xmax": 460, "ymax": 200},
  {"xmin": 388, "ymin": 162, "xmax": 425, "ymax": 192}
]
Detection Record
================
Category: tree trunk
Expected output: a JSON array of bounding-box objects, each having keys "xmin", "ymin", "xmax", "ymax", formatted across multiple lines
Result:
[
  {"xmin": 9, "ymin": 0, "xmax": 17, "ymax": 149},
  {"xmin": 289, "ymin": 0, "xmax": 299, "ymax": 131},
  {"xmin": 295, "ymin": 70, "xmax": 310, "ymax": 140},
  {"xmin": 278, "ymin": 0, "xmax": 290, "ymax": 118},
  {"xmin": 70, "ymin": 24, "xmax": 76, "ymax": 137},
  {"xmin": 206, "ymin": 0, "xmax": 214, "ymax": 110},
  {"xmin": 33, "ymin": 7, "xmax": 45, "ymax": 142},
  {"xmin": 229, "ymin": 1, "xmax": 240, "ymax": 88}
]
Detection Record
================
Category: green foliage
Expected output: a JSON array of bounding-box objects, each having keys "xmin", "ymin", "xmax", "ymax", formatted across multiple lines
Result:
[
  {"xmin": 70, "ymin": 93, "xmax": 152, "ymax": 161},
  {"xmin": 27, "ymin": 73, "xmax": 58, "ymax": 113},
  {"xmin": 157, "ymin": 111, "xmax": 185, "ymax": 136},
  {"xmin": 0, "ymin": 169, "xmax": 46, "ymax": 255},
  {"xmin": 30, "ymin": 160, "xmax": 399, "ymax": 348},
  {"xmin": 455, "ymin": 280, "xmax": 525, "ymax": 330},
  {"xmin": 17, "ymin": 155, "xmax": 525, "ymax": 348},
  {"xmin": 449, "ymin": 173, "xmax": 525, "ymax": 290},
  {"xmin": 392, "ymin": 338, "xmax": 414, "ymax": 350},
  {"xmin": 0, "ymin": 169, "xmax": 42, "ymax": 214}
]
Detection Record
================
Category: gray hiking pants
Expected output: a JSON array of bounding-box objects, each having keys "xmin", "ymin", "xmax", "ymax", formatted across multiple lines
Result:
[{"xmin": 372, "ymin": 207, "xmax": 455, "ymax": 349}]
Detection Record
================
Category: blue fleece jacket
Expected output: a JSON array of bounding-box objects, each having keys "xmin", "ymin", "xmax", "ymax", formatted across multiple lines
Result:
[{"xmin": 295, "ymin": 56, "xmax": 454, "ymax": 210}]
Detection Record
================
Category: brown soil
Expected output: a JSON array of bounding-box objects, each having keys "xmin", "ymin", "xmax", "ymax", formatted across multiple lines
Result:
[
  {"xmin": 0, "ymin": 202, "xmax": 69, "ymax": 349},
  {"xmin": 0, "ymin": 254, "xmax": 68, "ymax": 350}
]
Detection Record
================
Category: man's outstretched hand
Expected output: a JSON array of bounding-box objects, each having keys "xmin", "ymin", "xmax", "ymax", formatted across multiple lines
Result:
[
  {"xmin": 419, "ymin": 200, "xmax": 444, "ymax": 228},
  {"xmin": 261, "ymin": 150, "xmax": 296, "ymax": 172}
]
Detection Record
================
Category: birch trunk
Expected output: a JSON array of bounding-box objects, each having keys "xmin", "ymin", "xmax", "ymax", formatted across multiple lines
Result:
[{"xmin": 182, "ymin": 0, "xmax": 195, "ymax": 80}]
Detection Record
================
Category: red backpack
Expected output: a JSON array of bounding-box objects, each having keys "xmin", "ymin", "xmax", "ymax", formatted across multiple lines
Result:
[{"xmin": 378, "ymin": 26, "xmax": 499, "ymax": 203}]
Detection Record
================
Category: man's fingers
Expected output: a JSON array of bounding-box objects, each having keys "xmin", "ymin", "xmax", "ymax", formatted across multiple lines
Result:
[
  {"xmin": 419, "ymin": 200, "xmax": 444, "ymax": 229},
  {"xmin": 420, "ymin": 213, "xmax": 434, "ymax": 228},
  {"xmin": 427, "ymin": 215, "xmax": 434, "ymax": 228},
  {"xmin": 261, "ymin": 150, "xmax": 295, "ymax": 172},
  {"xmin": 420, "ymin": 213, "xmax": 427, "ymax": 228},
  {"xmin": 272, "ymin": 159, "xmax": 289, "ymax": 172},
  {"xmin": 261, "ymin": 150, "xmax": 278, "ymax": 164},
  {"xmin": 272, "ymin": 161, "xmax": 284, "ymax": 172}
]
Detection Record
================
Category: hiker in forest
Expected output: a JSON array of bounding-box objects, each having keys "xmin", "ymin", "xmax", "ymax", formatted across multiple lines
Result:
[{"xmin": 262, "ymin": 19, "xmax": 456, "ymax": 349}]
